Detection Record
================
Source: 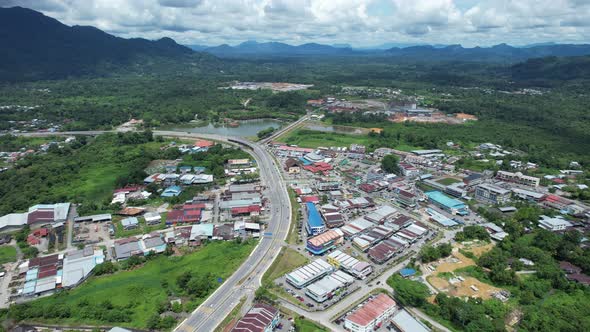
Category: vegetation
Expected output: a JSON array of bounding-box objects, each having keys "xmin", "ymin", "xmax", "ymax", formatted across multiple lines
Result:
[
  {"xmin": 387, "ymin": 275, "xmax": 430, "ymax": 307},
  {"xmin": 257, "ymin": 127, "xmax": 276, "ymax": 139},
  {"xmin": 294, "ymin": 317, "xmax": 329, "ymax": 332},
  {"xmin": 455, "ymin": 226, "xmax": 491, "ymax": 242},
  {"xmin": 381, "ymin": 154, "xmax": 400, "ymax": 174},
  {"xmin": 419, "ymin": 243, "xmax": 453, "ymax": 263},
  {"xmin": 276, "ymin": 129, "xmax": 370, "ymax": 148},
  {"xmin": 262, "ymin": 247, "xmax": 309, "ymax": 284},
  {"xmin": 6, "ymin": 240, "xmax": 256, "ymax": 329},
  {"xmin": 0, "ymin": 246, "xmax": 17, "ymax": 264}
]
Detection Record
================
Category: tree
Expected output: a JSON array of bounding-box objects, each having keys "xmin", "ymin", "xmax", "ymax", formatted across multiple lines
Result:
[
  {"xmin": 381, "ymin": 154, "xmax": 400, "ymax": 174},
  {"xmin": 388, "ymin": 275, "xmax": 430, "ymax": 307}
]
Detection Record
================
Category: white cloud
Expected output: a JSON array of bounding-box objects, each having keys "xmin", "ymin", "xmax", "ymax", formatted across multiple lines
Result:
[{"xmin": 1, "ymin": 0, "xmax": 589, "ymax": 47}]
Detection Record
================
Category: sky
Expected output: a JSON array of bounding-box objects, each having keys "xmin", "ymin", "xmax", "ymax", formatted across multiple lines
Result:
[{"xmin": 1, "ymin": 0, "xmax": 589, "ymax": 47}]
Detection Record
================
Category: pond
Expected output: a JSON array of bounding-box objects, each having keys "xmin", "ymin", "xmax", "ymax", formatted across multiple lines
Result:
[{"xmin": 166, "ymin": 119, "xmax": 283, "ymax": 137}]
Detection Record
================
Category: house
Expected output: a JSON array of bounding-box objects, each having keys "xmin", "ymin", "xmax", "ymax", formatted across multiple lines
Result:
[
  {"xmin": 538, "ymin": 215, "xmax": 572, "ymax": 231},
  {"xmin": 161, "ymin": 186, "xmax": 182, "ymax": 197},
  {"xmin": 121, "ymin": 217, "xmax": 139, "ymax": 230},
  {"xmin": 231, "ymin": 303, "xmax": 280, "ymax": 332},
  {"xmin": 144, "ymin": 212, "xmax": 162, "ymax": 225}
]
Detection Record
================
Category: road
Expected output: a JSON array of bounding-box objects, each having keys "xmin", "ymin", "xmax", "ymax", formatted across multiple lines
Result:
[{"xmin": 19, "ymin": 130, "xmax": 293, "ymax": 331}]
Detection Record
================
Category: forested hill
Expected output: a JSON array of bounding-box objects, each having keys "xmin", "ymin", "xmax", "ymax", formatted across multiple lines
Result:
[
  {"xmin": 0, "ymin": 6, "xmax": 205, "ymax": 81},
  {"xmin": 509, "ymin": 56, "xmax": 590, "ymax": 87}
]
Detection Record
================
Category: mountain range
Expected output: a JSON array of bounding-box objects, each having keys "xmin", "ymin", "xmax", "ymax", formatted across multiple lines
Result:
[
  {"xmin": 0, "ymin": 6, "xmax": 196, "ymax": 81},
  {"xmin": 195, "ymin": 40, "xmax": 590, "ymax": 61},
  {"xmin": 2, "ymin": 6, "xmax": 590, "ymax": 82}
]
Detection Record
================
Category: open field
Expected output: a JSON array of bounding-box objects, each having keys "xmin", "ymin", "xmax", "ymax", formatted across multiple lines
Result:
[
  {"xmin": 276, "ymin": 129, "xmax": 371, "ymax": 148},
  {"xmin": 426, "ymin": 242, "xmax": 501, "ymax": 300},
  {"xmin": 263, "ymin": 247, "xmax": 309, "ymax": 284},
  {"xmin": 0, "ymin": 245, "xmax": 17, "ymax": 265},
  {"xmin": 10, "ymin": 241, "xmax": 256, "ymax": 329},
  {"xmin": 295, "ymin": 317, "xmax": 329, "ymax": 332}
]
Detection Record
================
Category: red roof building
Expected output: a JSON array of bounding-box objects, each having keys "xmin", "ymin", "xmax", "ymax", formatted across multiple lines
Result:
[
  {"xmin": 232, "ymin": 303, "xmax": 279, "ymax": 332},
  {"xmin": 231, "ymin": 205, "xmax": 261, "ymax": 216},
  {"xmin": 27, "ymin": 209, "xmax": 54, "ymax": 225},
  {"xmin": 302, "ymin": 196, "xmax": 320, "ymax": 203},
  {"xmin": 345, "ymin": 294, "xmax": 397, "ymax": 331},
  {"xmin": 195, "ymin": 139, "xmax": 215, "ymax": 148}
]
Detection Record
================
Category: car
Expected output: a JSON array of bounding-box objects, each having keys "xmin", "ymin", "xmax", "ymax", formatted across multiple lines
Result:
[{"xmin": 376, "ymin": 281, "xmax": 381, "ymax": 285}]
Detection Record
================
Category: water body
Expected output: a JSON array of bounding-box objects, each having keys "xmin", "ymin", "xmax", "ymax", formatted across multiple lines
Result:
[
  {"xmin": 304, "ymin": 123, "xmax": 368, "ymax": 135},
  {"xmin": 167, "ymin": 119, "xmax": 283, "ymax": 137}
]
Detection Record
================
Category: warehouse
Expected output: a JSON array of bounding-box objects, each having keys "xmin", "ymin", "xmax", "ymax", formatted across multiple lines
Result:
[
  {"xmin": 306, "ymin": 202, "xmax": 326, "ymax": 236},
  {"xmin": 425, "ymin": 191, "xmax": 469, "ymax": 216},
  {"xmin": 286, "ymin": 259, "xmax": 333, "ymax": 289},
  {"xmin": 344, "ymin": 293, "xmax": 397, "ymax": 332},
  {"xmin": 364, "ymin": 206, "xmax": 397, "ymax": 224},
  {"xmin": 327, "ymin": 250, "xmax": 373, "ymax": 279},
  {"xmin": 305, "ymin": 270, "xmax": 354, "ymax": 303}
]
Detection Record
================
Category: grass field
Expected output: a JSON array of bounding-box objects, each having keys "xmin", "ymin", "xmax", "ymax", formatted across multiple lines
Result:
[
  {"xmin": 262, "ymin": 247, "xmax": 309, "ymax": 284},
  {"xmin": 294, "ymin": 317, "xmax": 329, "ymax": 332},
  {"xmin": 0, "ymin": 245, "xmax": 17, "ymax": 265},
  {"xmin": 276, "ymin": 129, "xmax": 370, "ymax": 148},
  {"xmin": 436, "ymin": 177, "xmax": 462, "ymax": 186},
  {"xmin": 14, "ymin": 241, "xmax": 256, "ymax": 329},
  {"xmin": 113, "ymin": 214, "xmax": 167, "ymax": 238}
]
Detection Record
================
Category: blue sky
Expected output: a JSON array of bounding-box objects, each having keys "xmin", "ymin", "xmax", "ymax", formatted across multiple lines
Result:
[{"xmin": 2, "ymin": 0, "xmax": 589, "ymax": 47}]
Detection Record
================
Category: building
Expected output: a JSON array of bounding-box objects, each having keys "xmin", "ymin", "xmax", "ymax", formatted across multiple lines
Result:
[
  {"xmin": 284, "ymin": 158, "xmax": 301, "ymax": 174},
  {"xmin": 305, "ymin": 270, "xmax": 355, "ymax": 303},
  {"xmin": 74, "ymin": 214, "xmax": 112, "ymax": 223},
  {"xmin": 161, "ymin": 185, "xmax": 183, "ymax": 197},
  {"xmin": 306, "ymin": 202, "xmax": 326, "ymax": 236},
  {"xmin": 538, "ymin": 215, "xmax": 572, "ymax": 231},
  {"xmin": 113, "ymin": 238, "xmax": 142, "ymax": 260},
  {"xmin": 144, "ymin": 212, "xmax": 162, "ymax": 225},
  {"xmin": 121, "ymin": 217, "xmax": 139, "ymax": 230},
  {"xmin": 496, "ymin": 171, "xmax": 540, "ymax": 187},
  {"xmin": 327, "ymin": 250, "xmax": 373, "ymax": 279},
  {"xmin": 286, "ymin": 259, "xmax": 333, "ymax": 289},
  {"xmin": 394, "ymin": 189, "xmax": 416, "ymax": 207},
  {"xmin": 306, "ymin": 229, "xmax": 344, "ymax": 255},
  {"xmin": 425, "ymin": 191, "xmax": 469, "ymax": 215},
  {"xmin": 391, "ymin": 309, "xmax": 430, "ymax": 332},
  {"xmin": 364, "ymin": 206, "xmax": 397, "ymax": 224},
  {"xmin": 426, "ymin": 208, "xmax": 459, "ymax": 227},
  {"xmin": 399, "ymin": 163, "xmax": 420, "ymax": 178},
  {"xmin": 463, "ymin": 172, "xmax": 484, "ymax": 187},
  {"xmin": 344, "ymin": 293, "xmax": 397, "ymax": 332},
  {"xmin": 475, "ymin": 183, "xmax": 511, "ymax": 204},
  {"xmin": 232, "ymin": 303, "xmax": 280, "ymax": 332},
  {"xmin": 61, "ymin": 247, "xmax": 105, "ymax": 288}
]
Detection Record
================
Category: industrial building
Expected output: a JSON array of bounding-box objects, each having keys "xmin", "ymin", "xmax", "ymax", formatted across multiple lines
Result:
[
  {"xmin": 305, "ymin": 270, "xmax": 354, "ymax": 303},
  {"xmin": 475, "ymin": 183, "xmax": 511, "ymax": 204},
  {"xmin": 286, "ymin": 259, "xmax": 333, "ymax": 289},
  {"xmin": 306, "ymin": 229, "xmax": 344, "ymax": 255},
  {"xmin": 327, "ymin": 250, "xmax": 373, "ymax": 279},
  {"xmin": 425, "ymin": 191, "xmax": 469, "ymax": 216},
  {"xmin": 344, "ymin": 293, "xmax": 397, "ymax": 332},
  {"xmin": 391, "ymin": 309, "xmax": 431, "ymax": 332}
]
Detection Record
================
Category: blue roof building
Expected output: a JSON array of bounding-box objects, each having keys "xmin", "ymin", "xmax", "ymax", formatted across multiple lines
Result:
[
  {"xmin": 400, "ymin": 268, "xmax": 417, "ymax": 278},
  {"xmin": 425, "ymin": 191, "xmax": 469, "ymax": 216},
  {"xmin": 305, "ymin": 202, "xmax": 326, "ymax": 236},
  {"xmin": 121, "ymin": 217, "xmax": 139, "ymax": 230},
  {"xmin": 161, "ymin": 185, "xmax": 182, "ymax": 197}
]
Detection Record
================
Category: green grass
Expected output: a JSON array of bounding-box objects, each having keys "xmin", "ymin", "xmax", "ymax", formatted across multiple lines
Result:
[
  {"xmin": 214, "ymin": 296, "xmax": 247, "ymax": 332},
  {"xmin": 436, "ymin": 177, "xmax": 462, "ymax": 186},
  {"xmin": 14, "ymin": 241, "xmax": 256, "ymax": 329},
  {"xmin": 0, "ymin": 245, "xmax": 17, "ymax": 264},
  {"xmin": 294, "ymin": 317, "xmax": 329, "ymax": 332},
  {"xmin": 262, "ymin": 247, "xmax": 309, "ymax": 284},
  {"xmin": 287, "ymin": 188, "xmax": 301, "ymax": 245},
  {"xmin": 276, "ymin": 129, "xmax": 370, "ymax": 148},
  {"xmin": 113, "ymin": 215, "xmax": 167, "ymax": 239}
]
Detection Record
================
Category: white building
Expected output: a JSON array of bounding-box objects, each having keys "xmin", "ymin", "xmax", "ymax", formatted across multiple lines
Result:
[{"xmin": 538, "ymin": 215, "xmax": 572, "ymax": 232}]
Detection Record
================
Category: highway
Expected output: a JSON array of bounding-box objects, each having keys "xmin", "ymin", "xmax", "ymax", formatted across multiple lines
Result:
[{"xmin": 19, "ymin": 130, "xmax": 293, "ymax": 332}]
